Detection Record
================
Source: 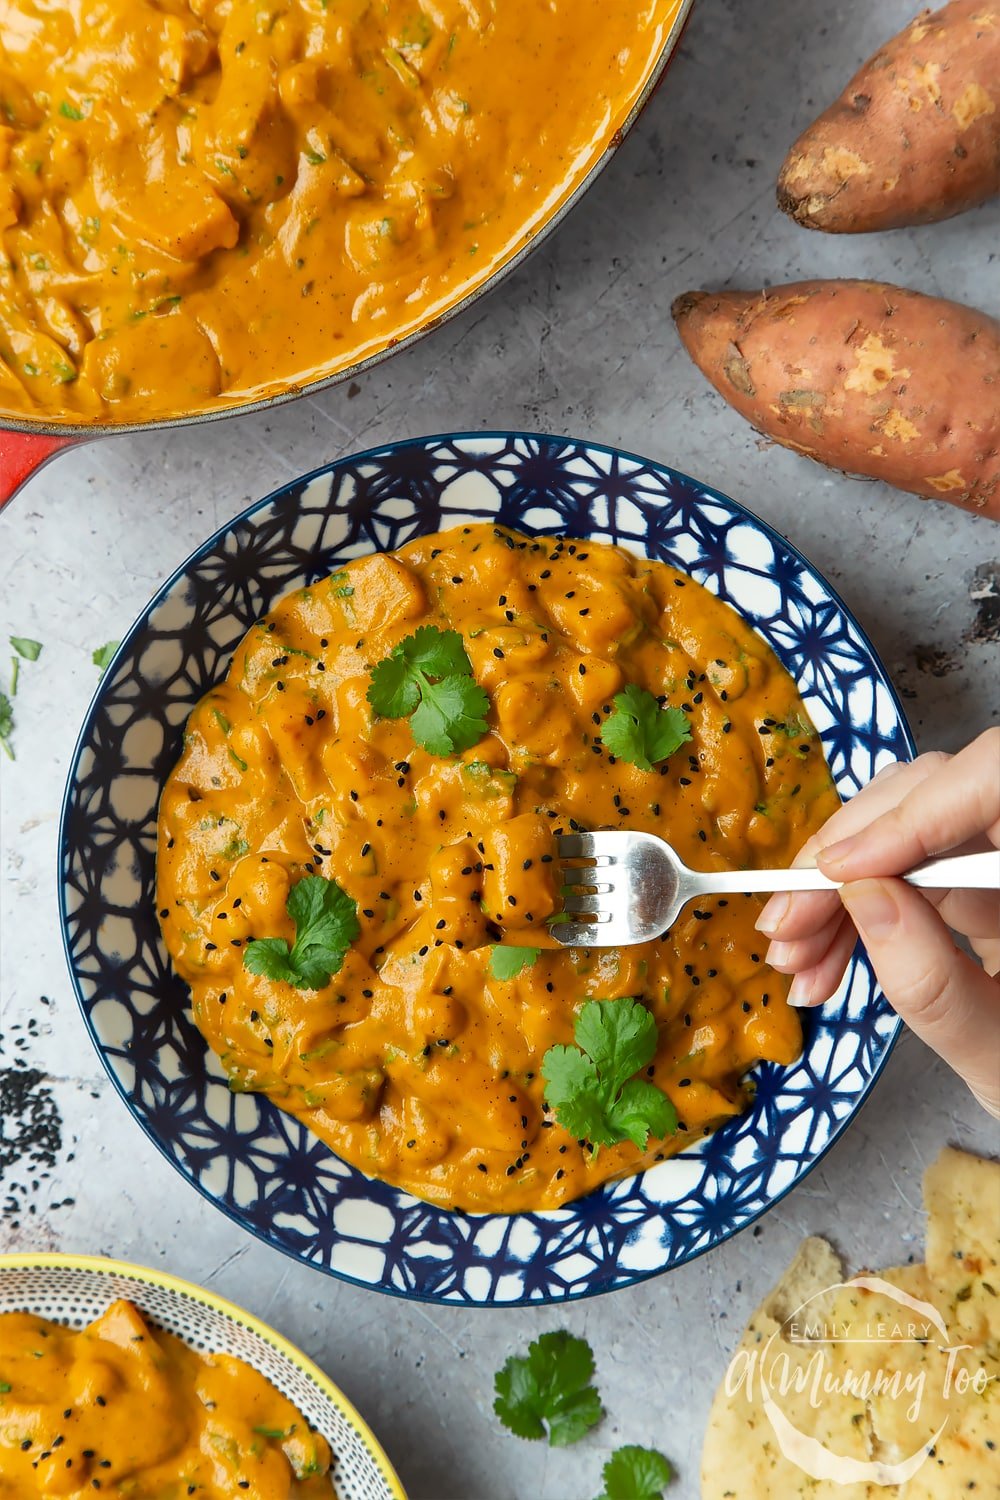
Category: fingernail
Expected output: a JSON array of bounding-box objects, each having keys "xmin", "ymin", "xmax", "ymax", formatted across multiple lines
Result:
[
  {"xmin": 765, "ymin": 940, "xmax": 793, "ymax": 971},
  {"xmin": 818, "ymin": 833, "xmax": 859, "ymax": 873},
  {"xmin": 840, "ymin": 880, "xmax": 899, "ymax": 938},
  {"xmin": 786, "ymin": 975, "xmax": 815, "ymax": 1008},
  {"xmin": 755, "ymin": 894, "xmax": 790, "ymax": 936}
]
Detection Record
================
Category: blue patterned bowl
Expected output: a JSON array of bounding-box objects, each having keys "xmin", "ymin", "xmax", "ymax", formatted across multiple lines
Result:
[{"xmin": 59, "ymin": 433, "xmax": 912, "ymax": 1305}]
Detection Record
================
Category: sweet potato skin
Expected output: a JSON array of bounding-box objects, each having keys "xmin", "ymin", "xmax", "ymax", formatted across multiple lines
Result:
[
  {"xmin": 672, "ymin": 280, "xmax": 1000, "ymax": 516},
  {"xmin": 778, "ymin": 1, "xmax": 1000, "ymax": 232}
]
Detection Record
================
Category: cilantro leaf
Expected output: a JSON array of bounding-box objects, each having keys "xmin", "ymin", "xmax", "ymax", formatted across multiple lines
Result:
[
  {"xmin": 92, "ymin": 640, "xmax": 120, "ymax": 676},
  {"xmin": 606, "ymin": 1079, "xmax": 678, "ymax": 1152},
  {"xmin": 494, "ymin": 1331, "xmax": 603, "ymax": 1447},
  {"xmin": 242, "ymin": 937, "xmax": 298, "ymax": 985},
  {"xmin": 488, "ymin": 945, "xmax": 540, "ymax": 980},
  {"xmin": 600, "ymin": 685, "xmax": 691, "ymax": 771},
  {"xmin": 541, "ymin": 999, "xmax": 678, "ymax": 1152},
  {"xmin": 398, "ymin": 624, "xmax": 472, "ymax": 678},
  {"xmin": 575, "ymin": 994, "xmax": 656, "ymax": 1084},
  {"xmin": 244, "ymin": 875, "xmax": 359, "ymax": 990},
  {"xmin": 367, "ymin": 652, "xmax": 421, "ymax": 718},
  {"xmin": 539, "ymin": 1046, "xmax": 612, "ymax": 1144},
  {"xmin": 367, "ymin": 625, "xmax": 489, "ymax": 756},
  {"xmin": 0, "ymin": 691, "xmax": 13, "ymax": 760},
  {"xmin": 409, "ymin": 674, "xmax": 490, "ymax": 756},
  {"xmin": 598, "ymin": 1445, "xmax": 674, "ymax": 1500},
  {"xmin": 9, "ymin": 636, "xmax": 41, "ymax": 661}
]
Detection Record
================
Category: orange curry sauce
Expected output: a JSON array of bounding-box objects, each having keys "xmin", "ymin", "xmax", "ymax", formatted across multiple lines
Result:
[
  {"xmin": 0, "ymin": 1300, "xmax": 334, "ymax": 1497},
  {"xmin": 157, "ymin": 526, "xmax": 839, "ymax": 1212},
  {"xmin": 0, "ymin": 0, "xmax": 683, "ymax": 423}
]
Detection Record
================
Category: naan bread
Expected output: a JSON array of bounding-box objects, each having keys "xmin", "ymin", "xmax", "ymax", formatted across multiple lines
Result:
[{"xmin": 701, "ymin": 1149, "xmax": 1000, "ymax": 1500}]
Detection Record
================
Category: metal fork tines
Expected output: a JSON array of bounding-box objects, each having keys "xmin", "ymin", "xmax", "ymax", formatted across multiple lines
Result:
[{"xmin": 555, "ymin": 830, "xmax": 682, "ymax": 947}]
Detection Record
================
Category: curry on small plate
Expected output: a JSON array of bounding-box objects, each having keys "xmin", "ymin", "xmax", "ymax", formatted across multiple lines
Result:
[
  {"xmin": 0, "ymin": 1254, "xmax": 404, "ymax": 1498},
  {"xmin": 59, "ymin": 433, "xmax": 912, "ymax": 1304}
]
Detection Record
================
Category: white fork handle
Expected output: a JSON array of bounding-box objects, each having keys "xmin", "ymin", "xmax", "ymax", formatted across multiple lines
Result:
[{"xmin": 687, "ymin": 850, "xmax": 1000, "ymax": 897}]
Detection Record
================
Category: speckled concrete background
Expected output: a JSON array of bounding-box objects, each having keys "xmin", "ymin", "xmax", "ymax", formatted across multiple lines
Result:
[{"xmin": 1, "ymin": 0, "xmax": 997, "ymax": 1495}]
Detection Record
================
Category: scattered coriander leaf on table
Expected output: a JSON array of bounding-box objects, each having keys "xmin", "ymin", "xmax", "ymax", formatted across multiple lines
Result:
[
  {"xmin": 9, "ymin": 658, "xmax": 17, "ymax": 697},
  {"xmin": 600, "ymin": 685, "xmax": 691, "ymax": 771},
  {"xmin": 244, "ymin": 875, "xmax": 359, "ymax": 990},
  {"xmin": 0, "ymin": 691, "xmax": 13, "ymax": 760},
  {"xmin": 367, "ymin": 625, "xmax": 489, "ymax": 755},
  {"xmin": 598, "ymin": 1445, "xmax": 674, "ymax": 1499},
  {"xmin": 494, "ymin": 1331, "xmax": 603, "ymax": 1447},
  {"xmin": 92, "ymin": 640, "xmax": 120, "ymax": 675},
  {"xmin": 9, "ymin": 636, "xmax": 42, "ymax": 661},
  {"xmin": 542, "ymin": 998, "xmax": 678, "ymax": 1151},
  {"xmin": 488, "ymin": 945, "xmax": 540, "ymax": 980}
]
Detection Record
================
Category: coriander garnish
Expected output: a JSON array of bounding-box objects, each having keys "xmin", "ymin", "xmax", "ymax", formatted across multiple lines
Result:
[
  {"xmin": 600, "ymin": 685, "xmax": 691, "ymax": 771},
  {"xmin": 366, "ymin": 625, "xmax": 489, "ymax": 756},
  {"xmin": 244, "ymin": 875, "xmax": 360, "ymax": 990},
  {"xmin": 542, "ymin": 998, "xmax": 678, "ymax": 1152}
]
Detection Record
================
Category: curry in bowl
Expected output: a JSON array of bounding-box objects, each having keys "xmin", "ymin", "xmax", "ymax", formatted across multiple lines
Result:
[
  {"xmin": 156, "ymin": 524, "xmax": 839, "ymax": 1213},
  {"xmin": 0, "ymin": 0, "xmax": 683, "ymax": 424}
]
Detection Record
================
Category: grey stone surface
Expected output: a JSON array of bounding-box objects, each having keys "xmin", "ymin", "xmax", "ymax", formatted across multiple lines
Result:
[{"xmin": 1, "ymin": 0, "xmax": 997, "ymax": 1496}]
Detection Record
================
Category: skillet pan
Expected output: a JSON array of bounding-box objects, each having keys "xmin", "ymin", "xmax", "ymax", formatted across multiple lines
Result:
[{"xmin": 0, "ymin": 0, "xmax": 695, "ymax": 507}]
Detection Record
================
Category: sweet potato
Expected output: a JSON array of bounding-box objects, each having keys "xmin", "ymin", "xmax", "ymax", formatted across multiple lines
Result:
[
  {"xmin": 672, "ymin": 279, "xmax": 1000, "ymax": 516},
  {"xmin": 778, "ymin": 1, "xmax": 1000, "ymax": 232}
]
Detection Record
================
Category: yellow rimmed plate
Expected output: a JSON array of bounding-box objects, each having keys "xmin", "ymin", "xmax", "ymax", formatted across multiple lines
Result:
[{"xmin": 0, "ymin": 1252, "xmax": 405, "ymax": 1500}]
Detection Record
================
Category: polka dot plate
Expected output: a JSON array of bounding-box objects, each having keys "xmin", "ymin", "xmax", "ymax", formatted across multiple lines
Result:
[
  {"xmin": 59, "ymin": 433, "xmax": 913, "ymax": 1305},
  {"xmin": 0, "ymin": 1253, "xmax": 404, "ymax": 1497}
]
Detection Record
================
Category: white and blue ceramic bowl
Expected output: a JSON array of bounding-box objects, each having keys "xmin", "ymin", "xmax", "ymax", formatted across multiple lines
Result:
[{"xmin": 59, "ymin": 433, "xmax": 913, "ymax": 1306}]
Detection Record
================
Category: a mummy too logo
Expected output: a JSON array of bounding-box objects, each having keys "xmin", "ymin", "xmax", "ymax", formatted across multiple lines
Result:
[{"xmin": 723, "ymin": 1273, "xmax": 993, "ymax": 1485}]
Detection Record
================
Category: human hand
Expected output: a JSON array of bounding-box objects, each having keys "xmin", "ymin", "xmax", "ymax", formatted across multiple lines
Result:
[{"xmin": 756, "ymin": 730, "xmax": 1000, "ymax": 1118}]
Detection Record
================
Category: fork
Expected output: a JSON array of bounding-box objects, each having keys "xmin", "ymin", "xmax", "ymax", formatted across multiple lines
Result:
[{"xmin": 552, "ymin": 831, "xmax": 1000, "ymax": 948}]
